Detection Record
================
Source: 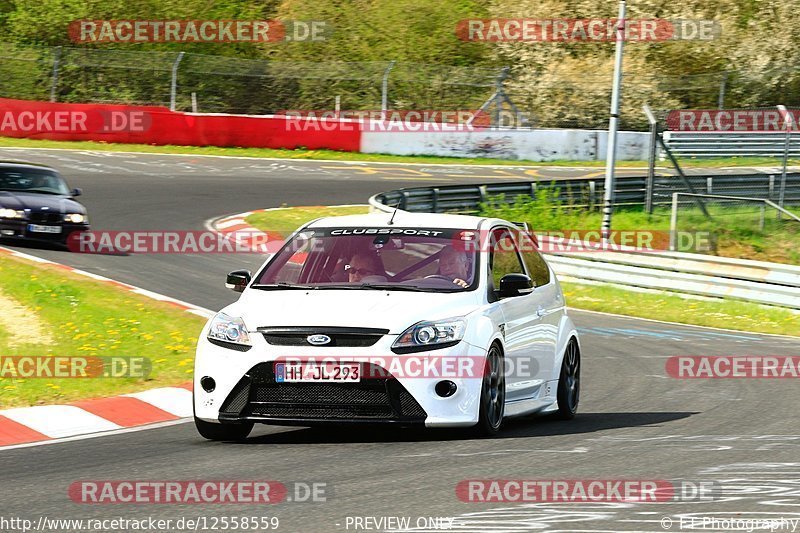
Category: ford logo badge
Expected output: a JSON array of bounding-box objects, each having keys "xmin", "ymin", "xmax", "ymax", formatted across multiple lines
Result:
[{"xmin": 307, "ymin": 334, "xmax": 331, "ymax": 346}]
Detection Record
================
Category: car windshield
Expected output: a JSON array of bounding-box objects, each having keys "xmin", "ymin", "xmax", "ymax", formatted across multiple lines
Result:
[
  {"xmin": 255, "ymin": 227, "xmax": 479, "ymax": 292},
  {"xmin": 0, "ymin": 168, "xmax": 71, "ymax": 195}
]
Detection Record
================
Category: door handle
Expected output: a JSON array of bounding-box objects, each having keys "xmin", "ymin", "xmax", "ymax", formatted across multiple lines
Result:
[{"xmin": 536, "ymin": 306, "xmax": 546, "ymax": 317}]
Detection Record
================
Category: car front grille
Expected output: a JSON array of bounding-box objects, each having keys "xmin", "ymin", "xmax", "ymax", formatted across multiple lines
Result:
[
  {"xmin": 28, "ymin": 212, "xmax": 62, "ymax": 224},
  {"xmin": 257, "ymin": 326, "xmax": 388, "ymax": 347},
  {"xmin": 219, "ymin": 362, "xmax": 426, "ymax": 422}
]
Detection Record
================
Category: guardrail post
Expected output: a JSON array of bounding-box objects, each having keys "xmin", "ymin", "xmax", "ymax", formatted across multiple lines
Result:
[
  {"xmin": 643, "ymin": 104, "xmax": 658, "ymax": 214},
  {"xmin": 432, "ymin": 188, "xmax": 439, "ymax": 213},
  {"xmin": 170, "ymin": 52, "xmax": 185, "ymax": 112},
  {"xmin": 589, "ymin": 180, "xmax": 596, "ymax": 211},
  {"xmin": 49, "ymin": 46, "xmax": 62, "ymax": 102},
  {"xmin": 669, "ymin": 192, "xmax": 679, "ymax": 251},
  {"xmin": 777, "ymin": 105, "xmax": 792, "ymax": 219}
]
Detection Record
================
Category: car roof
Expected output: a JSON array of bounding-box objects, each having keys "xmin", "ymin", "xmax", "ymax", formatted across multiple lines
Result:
[
  {"xmin": 307, "ymin": 211, "xmax": 499, "ymax": 230},
  {"xmin": 0, "ymin": 161, "xmax": 59, "ymax": 171}
]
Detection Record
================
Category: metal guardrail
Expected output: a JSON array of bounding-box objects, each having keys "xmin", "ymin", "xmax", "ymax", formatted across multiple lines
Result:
[
  {"xmin": 548, "ymin": 254, "xmax": 800, "ymax": 309},
  {"xmin": 370, "ymin": 176, "xmax": 800, "ymax": 309},
  {"xmin": 370, "ymin": 173, "xmax": 800, "ymax": 214},
  {"xmin": 663, "ymin": 131, "xmax": 800, "ymax": 158}
]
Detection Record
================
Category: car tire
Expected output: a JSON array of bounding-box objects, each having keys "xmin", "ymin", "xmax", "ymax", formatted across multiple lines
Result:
[
  {"xmin": 471, "ymin": 343, "xmax": 505, "ymax": 437},
  {"xmin": 555, "ymin": 338, "xmax": 580, "ymax": 420},
  {"xmin": 194, "ymin": 416, "xmax": 253, "ymax": 441}
]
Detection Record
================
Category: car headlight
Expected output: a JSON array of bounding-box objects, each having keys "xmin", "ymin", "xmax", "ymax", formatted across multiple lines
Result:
[
  {"xmin": 392, "ymin": 318, "xmax": 466, "ymax": 353},
  {"xmin": 207, "ymin": 312, "xmax": 252, "ymax": 349},
  {"xmin": 0, "ymin": 208, "xmax": 24, "ymax": 219},
  {"xmin": 64, "ymin": 213, "xmax": 87, "ymax": 224}
]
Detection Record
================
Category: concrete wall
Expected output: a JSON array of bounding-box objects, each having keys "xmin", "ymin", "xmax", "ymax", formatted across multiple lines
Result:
[{"xmin": 360, "ymin": 128, "xmax": 650, "ymax": 161}]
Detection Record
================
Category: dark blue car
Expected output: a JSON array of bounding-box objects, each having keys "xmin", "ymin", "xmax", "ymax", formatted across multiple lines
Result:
[{"xmin": 0, "ymin": 162, "xmax": 89, "ymax": 246}]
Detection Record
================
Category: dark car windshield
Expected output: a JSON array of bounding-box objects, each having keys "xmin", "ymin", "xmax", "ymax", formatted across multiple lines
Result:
[
  {"xmin": 0, "ymin": 168, "xmax": 71, "ymax": 195},
  {"xmin": 255, "ymin": 227, "xmax": 479, "ymax": 292}
]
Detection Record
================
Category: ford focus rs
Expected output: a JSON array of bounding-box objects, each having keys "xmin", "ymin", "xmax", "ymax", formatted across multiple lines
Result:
[
  {"xmin": 193, "ymin": 212, "xmax": 581, "ymax": 440},
  {"xmin": 0, "ymin": 162, "xmax": 89, "ymax": 246}
]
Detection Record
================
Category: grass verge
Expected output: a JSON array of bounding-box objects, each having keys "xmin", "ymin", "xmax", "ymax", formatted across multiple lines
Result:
[
  {"xmin": 0, "ymin": 253, "xmax": 206, "ymax": 408},
  {"xmin": 244, "ymin": 204, "xmax": 799, "ymax": 337},
  {"xmin": 1, "ymin": 136, "xmax": 797, "ymax": 169},
  {"xmin": 561, "ymin": 282, "xmax": 799, "ymax": 336},
  {"xmin": 480, "ymin": 193, "xmax": 800, "ymax": 265}
]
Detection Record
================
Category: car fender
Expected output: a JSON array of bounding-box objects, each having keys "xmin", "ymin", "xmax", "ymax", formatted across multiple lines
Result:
[
  {"xmin": 552, "ymin": 313, "xmax": 580, "ymax": 381},
  {"xmin": 463, "ymin": 310, "xmax": 505, "ymax": 357}
]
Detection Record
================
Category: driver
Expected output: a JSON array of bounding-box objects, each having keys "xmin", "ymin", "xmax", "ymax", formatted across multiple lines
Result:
[
  {"xmin": 438, "ymin": 247, "xmax": 470, "ymax": 288},
  {"xmin": 346, "ymin": 252, "xmax": 385, "ymax": 283}
]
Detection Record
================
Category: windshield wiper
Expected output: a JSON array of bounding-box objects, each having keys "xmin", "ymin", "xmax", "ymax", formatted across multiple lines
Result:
[
  {"xmin": 23, "ymin": 189, "xmax": 63, "ymax": 195},
  {"xmin": 359, "ymin": 284, "xmax": 439, "ymax": 292},
  {"xmin": 250, "ymin": 283, "xmax": 318, "ymax": 290}
]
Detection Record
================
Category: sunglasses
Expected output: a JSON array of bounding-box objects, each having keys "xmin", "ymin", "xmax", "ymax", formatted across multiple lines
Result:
[{"xmin": 347, "ymin": 266, "xmax": 375, "ymax": 276}]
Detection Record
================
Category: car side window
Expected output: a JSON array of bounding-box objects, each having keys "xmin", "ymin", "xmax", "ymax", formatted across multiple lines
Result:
[
  {"xmin": 490, "ymin": 228, "xmax": 526, "ymax": 290},
  {"xmin": 517, "ymin": 232, "xmax": 551, "ymax": 287}
]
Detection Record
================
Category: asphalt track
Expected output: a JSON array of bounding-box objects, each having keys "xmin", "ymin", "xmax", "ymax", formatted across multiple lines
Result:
[{"xmin": 1, "ymin": 147, "xmax": 800, "ymax": 532}]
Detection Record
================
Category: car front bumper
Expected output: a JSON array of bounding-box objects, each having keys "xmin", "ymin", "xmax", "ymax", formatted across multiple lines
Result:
[
  {"xmin": 193, "ymin": 329, "xmax": 486, "ymax": 428},
  {"xmin": 0, "ymin": 220, "xmax": 89, "ymax": 245}
]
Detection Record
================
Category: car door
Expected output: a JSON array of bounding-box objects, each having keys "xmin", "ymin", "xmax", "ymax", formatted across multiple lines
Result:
[
  {"xmin": 517, "ymin": 231, "xmax": 563, "ymax": 388},
  {"xmin": 488, "ymin": 227, "xmax": 550, "ymax": 402}
]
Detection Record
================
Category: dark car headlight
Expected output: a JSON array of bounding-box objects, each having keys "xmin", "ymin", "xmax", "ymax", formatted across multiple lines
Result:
[
  {"xmin": 64, "ymin": 213, "xmax": 87, "ymax": 224},
  {"xmin": 0, "ymin": 208, "xmax": 25, "ymax": 219}
]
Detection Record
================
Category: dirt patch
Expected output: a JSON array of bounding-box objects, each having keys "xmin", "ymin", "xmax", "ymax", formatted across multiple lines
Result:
[{"xmin": 0, "ymin": 289, "xmax": 55, "ymax": 347}]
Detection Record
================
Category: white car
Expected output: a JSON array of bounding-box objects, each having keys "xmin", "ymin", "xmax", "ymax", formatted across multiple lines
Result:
[{"xmin": 193, "ymin": 212, "xmax": 581, "ymax": 440}]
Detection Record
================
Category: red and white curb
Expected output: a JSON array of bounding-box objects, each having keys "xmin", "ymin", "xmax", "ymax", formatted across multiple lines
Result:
[
  {"xmin": 0, "ymin": 245, "xmax": 213, "ymax": 449},
  {"xmin": 210, "ymin": 210, "xmax": 283, "ymax": 254},
  {"xmin": 0, "ymin": 385, "xmax": 193, "ymax": 448},
  {"xmin": 209, "ymin": 205, "xmax": 367, "ymax": 254}
]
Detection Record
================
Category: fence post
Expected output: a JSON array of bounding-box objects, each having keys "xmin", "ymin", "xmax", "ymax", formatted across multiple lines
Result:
[
  {"xmin": 494, "ymin": 67, "xmax": 510, "ymax": 127},
  {"xmin": 381, "ymin": 61, "xmax": 396, "ymax": 120},
  {"xmin": 49, "ymin": 46, "xmax": 62, "ymax": 103},
  {"xmin": 643, "ymin": 105, "xmax": 658, "ymax": 214},
  {"xmin": 170, "ymin": 52, "xmax": 185, "ymax": 112},
  {"xmin": 777, "ymin": 105, "xmax": 792, "ymax": 219},
  {"xmin": 718, "ymin": 72, "xmax": 728, "ymax": 110}
]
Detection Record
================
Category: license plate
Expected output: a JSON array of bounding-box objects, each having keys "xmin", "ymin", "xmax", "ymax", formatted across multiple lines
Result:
[
  {"xmin": 275, "ymin": 362, "xmax": 361, "ymax": 383},
  {"xmin": 28, "ymin": 224, "xmax": 61, "ymax": 234}
]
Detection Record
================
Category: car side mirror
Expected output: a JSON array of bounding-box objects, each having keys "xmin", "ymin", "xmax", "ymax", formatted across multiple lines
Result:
[
  {"xmin": 70, "ymin": 188, "xmax": 82, "ymax": 197},
  {"xmin": 498, "ymin": 273, "xmax": 534, "ymax": 298},
  {"xmin": 226, "ymin": 270, "xmax": 252, "ymax": 292}
]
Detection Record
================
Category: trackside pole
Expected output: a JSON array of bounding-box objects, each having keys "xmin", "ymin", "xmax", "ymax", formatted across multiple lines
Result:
[{"xmin": 601, "ymin": 0, "xmax": 626, "ymax": 242}]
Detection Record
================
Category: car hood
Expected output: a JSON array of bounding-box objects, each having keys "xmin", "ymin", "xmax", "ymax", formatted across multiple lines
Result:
[
  {"xmin": 0, "ymin": 192, "xmax": 85, "ymax": 213},
  {"xmin": 228, "ymin": 288, "xmax": 482, "ymax": 334}
]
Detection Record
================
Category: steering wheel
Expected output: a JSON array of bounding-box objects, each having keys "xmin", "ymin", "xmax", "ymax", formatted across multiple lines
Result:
[{"xmin": 424, "ymin": 275, "xmax": 452, "ymax": 281}]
